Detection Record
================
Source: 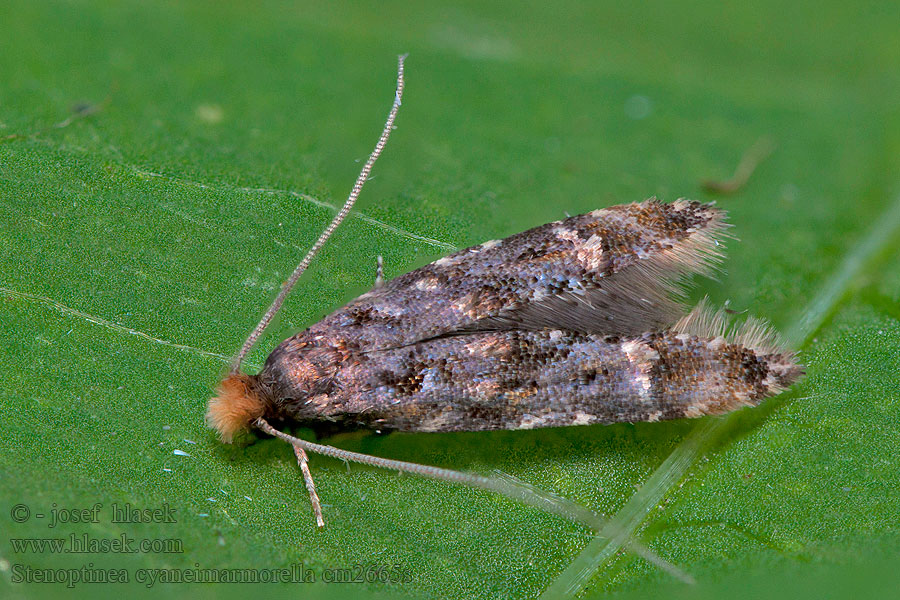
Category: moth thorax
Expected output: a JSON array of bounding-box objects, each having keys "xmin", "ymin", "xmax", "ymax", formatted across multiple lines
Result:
[{"xmin": 207, "ymin": 373, "xmax": 267, "ymax": 442}]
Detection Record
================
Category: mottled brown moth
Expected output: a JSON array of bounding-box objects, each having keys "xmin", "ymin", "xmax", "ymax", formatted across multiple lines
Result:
[{"xmin": 207, "ymin": 55, "xmax": 803, "ymax": 527}]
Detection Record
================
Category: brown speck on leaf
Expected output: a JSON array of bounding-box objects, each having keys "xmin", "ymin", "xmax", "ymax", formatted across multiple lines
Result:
[{"xmin": 702, "ymin": 137, "xmax": 776, "ymax": 195}]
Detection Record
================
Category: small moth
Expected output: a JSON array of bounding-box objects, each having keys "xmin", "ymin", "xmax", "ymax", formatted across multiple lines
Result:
[{"xmin": 207, "ymin": 55, "xmax": 802, "ymax": 526}]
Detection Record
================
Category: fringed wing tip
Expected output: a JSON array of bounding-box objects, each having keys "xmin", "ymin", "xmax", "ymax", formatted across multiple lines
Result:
[
  {"xmin": 206, "ymin": 373, "xmax": 266, "ymax": 443},
  {"xmin": 662, "ymin": 198, "xmax": 733, "ymax": 270},
  {"xmin": 673, "ymin": 297, "xmax": 786, "ymax": 353},
  {"xmin": 760, "ymin": 350, "xmax": 805, "ymax": 396},
  {"xmin": 620, "ymin": 200, "xmax": 732, "ymax": 323},
  {"xmin": 671, "ymin": 297, "xmax": 729, "ymax": 339},
  {"xmin": 675, "ymin": 297, "xmax": 804, "ymax": 395}
]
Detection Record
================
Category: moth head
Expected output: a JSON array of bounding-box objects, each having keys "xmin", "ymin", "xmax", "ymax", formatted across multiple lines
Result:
[{"xmin": 207, "ymin": 373, "xmax": 268, "ymax": 442}]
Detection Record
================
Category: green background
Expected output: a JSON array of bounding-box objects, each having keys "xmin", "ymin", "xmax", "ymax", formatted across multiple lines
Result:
[{"xmin": 2, "ymin": 1, "xmax": 899, "ymax": 598}]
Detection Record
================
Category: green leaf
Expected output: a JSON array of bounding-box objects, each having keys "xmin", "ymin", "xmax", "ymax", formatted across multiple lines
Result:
[{"xmin": 1, "ymin": 1, "xmax": 898, "ymax": 598}]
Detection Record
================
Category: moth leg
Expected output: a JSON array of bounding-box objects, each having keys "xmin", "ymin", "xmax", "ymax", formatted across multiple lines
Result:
[
  {"xmin": 373, "ymin": 255, "xmax": 385, "ymax": 289},
  {"xmin": 292, "ymin": 443, "xmax": 325, "ymax": 528}
]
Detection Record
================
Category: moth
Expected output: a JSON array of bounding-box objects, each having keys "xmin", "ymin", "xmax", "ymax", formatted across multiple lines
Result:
[{"xmin": 207, "ymin": 55, "xmax": 802, "ymax": 527}]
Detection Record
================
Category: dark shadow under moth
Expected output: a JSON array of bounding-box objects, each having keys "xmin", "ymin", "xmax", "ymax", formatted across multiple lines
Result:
[{"xmin": 205, "ymin": 55, "xmax": 803, "ymax": 532}]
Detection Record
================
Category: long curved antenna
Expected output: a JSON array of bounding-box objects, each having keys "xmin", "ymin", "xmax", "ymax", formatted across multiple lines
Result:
[
  {"xmin": 230, "ymin": 53, "xmax": 408, "ymax": 373},
  {"xmin": 255, "ymin": 418, "xmax": 693, "ymax": 583}
]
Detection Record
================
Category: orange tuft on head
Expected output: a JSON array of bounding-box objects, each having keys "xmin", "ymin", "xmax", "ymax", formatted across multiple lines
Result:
[{"xmin": 206, "ymin": 373, "xmax": 266, "ymax": 442}]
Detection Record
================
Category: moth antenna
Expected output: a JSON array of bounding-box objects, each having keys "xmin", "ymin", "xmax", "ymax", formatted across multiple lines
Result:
[
  {"xmin": 255, "ymin": 418, "xmax": 692, "ymax": 581},
  {"xmin": 255, "ymin": 417, "xmax": 506, "ymax": 488},
  {"xmin": 230, "ymin": 53, "xmax": 409, "ymax": 373},
  {"xmin": 256, "ymin": 416, "xmax": 598, "ymax": 510}
]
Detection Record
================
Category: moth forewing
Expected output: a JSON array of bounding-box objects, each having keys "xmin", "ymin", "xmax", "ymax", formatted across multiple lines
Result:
[{"xmin": 235, "ymin": 308, "xmax": 802, "ymax": 434}]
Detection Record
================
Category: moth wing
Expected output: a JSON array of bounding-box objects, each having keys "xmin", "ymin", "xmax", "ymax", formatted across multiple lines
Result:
[
  {"xmin": 325, "ymin": 312, "xmax": 802, "ymax": 432},
  {"xmin": 309, "ymin": 199, "xmax": 728, "ymax": 349}
]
